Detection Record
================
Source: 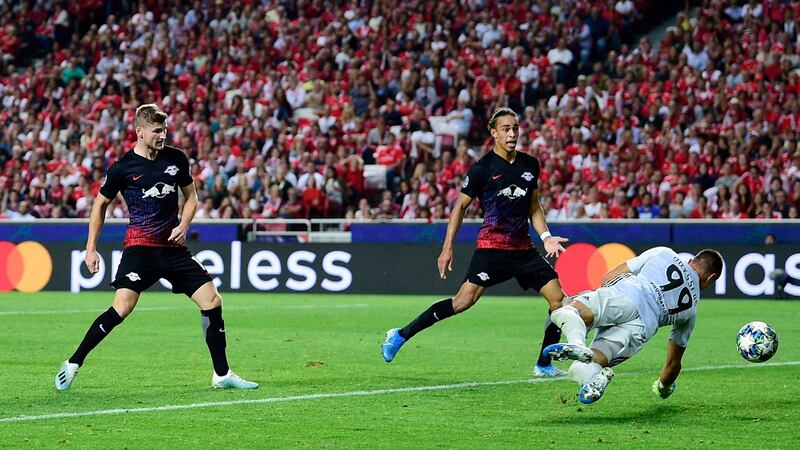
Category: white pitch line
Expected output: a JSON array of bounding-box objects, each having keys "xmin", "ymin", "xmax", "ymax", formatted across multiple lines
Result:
[
  {"xmin": 1, "ymin": 360, "xmax": 798, "ymax": 424},
  {"xmin": 0, "ymin": 304, "xmax": 369, "ymax": 316},
  {"xmin": 681, "ymin": 360, "xmax": 800, "ymax": 372}
]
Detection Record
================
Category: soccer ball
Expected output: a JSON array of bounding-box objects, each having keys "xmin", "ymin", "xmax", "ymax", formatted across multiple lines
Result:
[{"xmin": 736, "ymin": 321, "xmax": 779, "ymax": 363}]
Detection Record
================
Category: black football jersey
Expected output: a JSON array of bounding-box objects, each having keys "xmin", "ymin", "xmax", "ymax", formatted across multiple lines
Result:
[
  {"xmin": 100, "ymin": 145, "xmax": 193, "ymax": 247},
  {"xmin": 460, "ymin": 150, "xmax": 540, "ymax": 250}
]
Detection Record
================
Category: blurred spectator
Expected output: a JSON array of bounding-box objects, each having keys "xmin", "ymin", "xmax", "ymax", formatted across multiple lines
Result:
[
  {"xmin": 279, "ymin": 188, "xmax": 304, "ymax": 219},
  {"xmin": 547, "ymin": 38, "xmax": 574, "ymax": 84},
  {"xmin": 301, "ymin": 176, "xmax": 324, "ymax": 219},
  {"xmin": 637, "ymin": 193, "xmax": 661, "ymax": 219},
  {"xmin": 0, "ymin": 0, "xmax": 795, "ymax": 225}
]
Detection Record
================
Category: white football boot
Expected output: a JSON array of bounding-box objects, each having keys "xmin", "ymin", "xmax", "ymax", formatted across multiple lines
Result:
[
  {"xmin": 55, "ymin": 360, "xmax": 80, "ymax": 391},
  {"xmin": 578, "ymin": 367, "xmax": 615, "ymax": 404},
  {"xmin": 532, "ymin": 364, "xmax": 567, "ymax": 377},
  {"xmin": 212, "ymin": 370, "xmax": 259, "ymax": 389},
  {"xmin": 543, "ymin": 343, "xmax": 595, "ymax": 363}
]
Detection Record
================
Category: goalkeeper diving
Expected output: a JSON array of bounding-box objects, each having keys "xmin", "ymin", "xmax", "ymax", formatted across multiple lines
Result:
[{"xmin": 541, "ymin": 247, "xmax": 723, "ymax": 404}]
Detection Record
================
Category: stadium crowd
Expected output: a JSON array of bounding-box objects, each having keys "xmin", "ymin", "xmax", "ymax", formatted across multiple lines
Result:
[{"xmin": 0, "ymin": 0, "xmax": 799, "ymax": 222}]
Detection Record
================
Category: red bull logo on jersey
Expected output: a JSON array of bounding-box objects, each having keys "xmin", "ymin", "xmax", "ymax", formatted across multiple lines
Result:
[
  {"xmin": 496, "ymin": 184, "xmax": 527, "ymax": 199},
  {"xmin": 141, "ymin": 182, "xmax": 176, "ymax": 199}
]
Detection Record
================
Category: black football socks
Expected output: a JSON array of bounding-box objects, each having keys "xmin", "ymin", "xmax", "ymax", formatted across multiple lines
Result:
[
  {"xmin": 69, "ymin": 307, "xmax": 124, "ymax": 366},
  {"xmin": 535, "ymin": 316, "xmax": 562, "ymax": 367},
  {"xmin": 201, "ymin": 306, "xmax": 230, "ymax": 377},
  {"xmin": 399, "ymin": 298, "xmax": 455, "ymax": 340}
]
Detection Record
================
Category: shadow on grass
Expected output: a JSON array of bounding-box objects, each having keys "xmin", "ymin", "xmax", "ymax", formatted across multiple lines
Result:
[{"xmin": 529, "ymin": 394, "xmax": 800, "ymax": 426}]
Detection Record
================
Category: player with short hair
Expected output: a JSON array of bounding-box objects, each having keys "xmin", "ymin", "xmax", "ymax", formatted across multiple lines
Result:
[
  {"xmin": 544, "ymin": 247, "xmax": 723, "ymax": 403},
  {"xmin": 55, "ymin": 104, "xmax": 257, "ymax": 390},
  {"xmin": 381, "ymin": 107, "xmax": 570, "ymax": 373}
]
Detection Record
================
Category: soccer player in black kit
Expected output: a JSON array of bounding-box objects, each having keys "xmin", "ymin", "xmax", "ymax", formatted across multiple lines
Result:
[
  {"xmin": 55, "ymin": 104, "xmax": 257, "ymax": 390},
  {"xmin": 382, "ymin": 107, "xmax": 574, "ymax": 375}
]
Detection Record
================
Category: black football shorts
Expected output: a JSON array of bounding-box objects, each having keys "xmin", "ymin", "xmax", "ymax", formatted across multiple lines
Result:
[
  {"xmin": 465, "ymin": 248, "xmax": 558, "ymax": 292},
  {"xmin": 111, "ymin": 246, "xmax": 213, "ymax": 296}
]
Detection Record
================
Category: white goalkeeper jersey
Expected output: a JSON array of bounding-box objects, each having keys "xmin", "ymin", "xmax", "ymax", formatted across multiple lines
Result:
[{"xmin": 603, "ymin": 246, "xmax": 701, "ymax": 347}]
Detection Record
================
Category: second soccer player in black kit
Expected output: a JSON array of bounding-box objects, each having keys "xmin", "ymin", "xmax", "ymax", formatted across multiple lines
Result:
[
  {"xmin": 55, "ymin": 104, "xmax": 257, "ymax": 390},
  {"xmin": 382, "ymin": 107, "xmax": 575, "ymax": 376}
]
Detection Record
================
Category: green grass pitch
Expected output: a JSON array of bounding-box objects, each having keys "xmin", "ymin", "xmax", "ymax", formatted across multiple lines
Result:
[{"xmin": 0, "ymin": 292, "xmax": 798, "ymax": 448}]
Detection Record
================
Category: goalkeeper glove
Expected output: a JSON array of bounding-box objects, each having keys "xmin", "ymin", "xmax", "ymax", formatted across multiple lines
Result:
[{"xmin": 652, "ymin": 379, "xmax": 676, "ymax": 399}]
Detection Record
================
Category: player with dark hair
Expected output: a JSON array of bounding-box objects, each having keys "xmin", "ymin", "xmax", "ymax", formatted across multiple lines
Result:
[
  {"xmin": 381, "ymin": 107, "xmax": 571, "ymax": 374},
  {"xmin": 55, "ymin": 104, "xmax": 257, "ymax": 390},
  {"xmin": 543, "ymin": 247, "xmax": 723, "ymax": 404}
]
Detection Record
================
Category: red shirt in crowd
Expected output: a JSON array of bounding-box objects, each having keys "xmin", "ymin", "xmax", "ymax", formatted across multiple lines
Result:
[{"xmin": 375, "ymin": 144, "xmax": 405, "ymax": 168}]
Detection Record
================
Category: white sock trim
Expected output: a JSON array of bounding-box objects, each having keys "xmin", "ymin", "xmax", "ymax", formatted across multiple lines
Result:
[
  {"xmin": 550, "ymin": 305, "xmax": 587, "ymax": 345},
  {"xmin": 568, "ymin": 361, "xmax": 603, "ymax": 385}
]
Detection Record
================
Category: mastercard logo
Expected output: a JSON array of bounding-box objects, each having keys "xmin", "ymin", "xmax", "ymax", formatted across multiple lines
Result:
[
  {"xmin": 554, "ymin": 243, "xmax": 637, "ymax": 295},
  {"xmin": 0, "ymin": 241, "xmax": 53, "ymax": 292}
]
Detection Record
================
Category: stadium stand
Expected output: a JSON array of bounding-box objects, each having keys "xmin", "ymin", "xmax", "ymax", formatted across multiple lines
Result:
[{"xmin": 0, "ymin": 1, "xmax": 798, "ymax": 221}]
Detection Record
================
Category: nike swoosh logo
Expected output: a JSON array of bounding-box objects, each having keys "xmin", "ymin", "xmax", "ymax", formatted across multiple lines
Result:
[
  {"xmin": 132, "ymin": 174, "xmax": 144, "ymax": 181},
  {"xmin": 219, "ymin": 328, "xmax": 226, "ymax": 333},
  {"xmin": 433, "ymin": 312, "xmax": 439, "ymax": 321},
  {"xmin": 99, "ymin": 324, "xmax": 106, "ymax": 333},
  {"xmin": 492, "ymin": 174, "xmax": 503, "ymax": 180}
]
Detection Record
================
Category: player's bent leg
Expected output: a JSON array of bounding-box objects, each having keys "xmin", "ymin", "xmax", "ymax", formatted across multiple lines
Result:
[
  {"xmin": 590, "ymin": 348, "xmax": 610, "ymax": 366},
  {"xmin": 539, "ymin": 282, "xmax": 596, "ymax": 328},
  {"xmin": 451, "ymin": 282, "xmax": 485, "ymax": 313},
  {"xmin": 578, "ymin": 367, "xmax": 615, "ymax": 404},
  {"xmin": 56, "ymin": 289, "xmax": 138, "ymax": 390},
  {"xmin": 566, "ymin": 300, "xmax": 595, "ymax": 327},
  {"xmin": 192, "ymin": 282, "xmax": 229, "ymax": 376},
  {"xmin": 572, "ymin": 314, "xmax": 640, "ymax": 403},
  {"xmin": 533, "ymin": 317, "xmax": 566, "ymax": 377},
  {"xmin": 592, "ymin": 334, "xmax": 638, "ymax": 368},
  {"xmin": 544, "ymin": 333, "xmax": 613, "ymax": 365},
  {"xmin": 541, "ymin": 280, "xmax": 593, "ymax": 346},
  {"xmin": 190, "ymin": 282, "xmax": 257, "ymax": 389},
  {"xmin": 383, "ymin": 283, "xmax": 484, "ymax": 363},
  {"xmin": 567, "ymin": 360, "xmax": 604, "ymax": 384},
  {"xmin": 543, "ymin": 342, "xmax": 594, "ymax": 363},
  {"xmin": 544, "ymin": 298, "xmax": 597, "ymax": 363},
  {"xmin": 112, "ymin": 288, "xmax": 140, "ymax": 318},
  {"xmin": 550, "ymin": 304, "xmax": 589, "ymax": 345},
  {"xmin": 189, "ymin": 281, "xmax": 222, "ymax": 310},
  {"xmin": 532, "ymin": 279, "xmax": 569, "ymax": 375},
  {"xmin": 537, "ymin": 279, "xmax": 569, "ymax": 313}
]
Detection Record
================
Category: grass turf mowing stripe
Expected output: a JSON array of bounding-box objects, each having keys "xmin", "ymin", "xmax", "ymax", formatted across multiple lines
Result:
[
  {"xmin": 0, "ymin": 303, "xmax": 369, "ymax": 316},
  {"xmin": 2, "ymin": 360, "xmax": 798, "ymax": 424}
]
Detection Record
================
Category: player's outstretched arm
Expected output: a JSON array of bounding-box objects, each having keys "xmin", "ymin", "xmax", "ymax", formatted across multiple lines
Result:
[
  {"xmin": 653, "ymin": 339, "xmax": 686, "ymax": 399},
  {"xmin": 85, "ymin": 193, "xmax": 113, "ymax": 273},
  {"xmin": 529, "ymin": 190, "xmax": 567, "ymax": 258},
  {"xmin": 600, "ymin": 262, "xmax": 632, "ymax": 285},
  {"xmin": 438, "ymin": 193, "xmax": 472, "ymax": 279},
  {"xmin": 170, "ymin": 183, "xmax": 198, "ymax": 246}
]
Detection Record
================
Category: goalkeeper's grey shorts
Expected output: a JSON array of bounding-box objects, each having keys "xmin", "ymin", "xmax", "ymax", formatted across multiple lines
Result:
[{"xmin": 568, "ymin": 287, "xmax": 648, "ymax": 367}]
